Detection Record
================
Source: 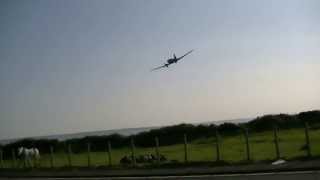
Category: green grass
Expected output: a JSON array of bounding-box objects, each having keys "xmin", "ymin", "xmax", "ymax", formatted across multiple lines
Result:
[{"xmin": 1, "ymin": 127, "xmax": 320, "ymax": 169}]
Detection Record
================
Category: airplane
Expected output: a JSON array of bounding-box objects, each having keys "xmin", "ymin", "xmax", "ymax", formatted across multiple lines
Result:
[{"xmin": 151, "ymin": 49, "xmax": 194, "ymax": 71}]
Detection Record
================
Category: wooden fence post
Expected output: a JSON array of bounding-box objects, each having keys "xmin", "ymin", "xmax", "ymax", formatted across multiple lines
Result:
[
  {"xmin": 304, "ymin": 122, "xmax": 311, "ymax": 157},
  {"xmin": 244, "ymin": 128, "xmax": 250, "ymax": 161},
  {"xmin": 184, "ymin": 134, "xmax": 188, "ymax": 163},
  {"xmin": 273, "ymin": 126, "xmax": 280, "ymax": 159},
  {"xmin": 67, "ymin": 144, "xmax": 72, "ymax": 167},
  {"xmin": 215, "ymin": 129, "xmax": 220, "ymax": 161},
  {"xmin": 107, "ymin": 141, "xmax": 112, "ymax": 166},
  {"xmin": 22, "ymin": 152, "xmax": 26, "ymax": 169},
  {"xmin": 87, "ymin": 143, "xmax": 91, "ymax": 167},
  {"xmin": 130, "ymin": 138, "xmax": 136, "ymax": 166},
  {"xmin": 0, "ymin": 149, "xmax": 3, "ymax": 168},
  {"xmin": 50, "ymin": 146, "xmax": 54, "ymax": 168},
  {"xmin": 11, "ymin": 149, "xmax": 16, "ymax": 168},
  {"xmin": 155, "ymin": 137, "xmax": 160, "ymax": 164}
]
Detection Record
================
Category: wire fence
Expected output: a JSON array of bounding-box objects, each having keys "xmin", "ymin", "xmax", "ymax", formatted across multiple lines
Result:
[{"xmin": 0, "ymin": 122, "xmax": 317, "ymax": 169}]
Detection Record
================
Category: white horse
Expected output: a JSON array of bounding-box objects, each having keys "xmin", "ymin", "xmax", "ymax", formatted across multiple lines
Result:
[{"xmin": 17, "ymin": 147, "xmax": 40, "ymax": 168}]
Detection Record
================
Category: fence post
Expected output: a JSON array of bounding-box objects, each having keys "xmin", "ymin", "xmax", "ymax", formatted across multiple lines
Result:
[
  {"xmin": 304, "ymin": 122, "xmax": 311, "ymax": 157},
  {"xmin": 107, "ymin": 141, "xmax": 112, "ymax": 167},
  {"xmin": 50, "ymin": 146, "xmax": 54, "ymax": 168},
  {"xmin": 22, "ymin": 149, "xmax": 27, "ymax": 168},
  {"xmin": 67, "ymin": 144, "xmax": 72, "ymax": 167},
  {"xmin": 23, "ymin": 154, "xmax": 26, "ymax": 169},
  {"xmin": 87, "ymin": 143, "xmax": 91, "ymax": 167},
  {"xmin": 0, "ymin": 149, "xmax": 3, "ymax": 168},
  {"xmin": 11, "ymin": 149, "xmax": 16, "ymax": 168},
  {"xmin": 130, "ymin": 138, "xmax": 136, "ymax": 166},
  {"xmin": 215, "ymin": 129, "xmax": 220, "ymax": 161},
  {"xmin": 273, "ymin": 126, "xmax": 280, "ymax": 159},
  {"xmin": 244, "ymin": 128, "xmax": 251, "ymax": 161},
  {"xmin": 184, "ymin": 134, "xmax": 188, "ymax": 163},
  {"xmin": 155, "ymin": 137, "xmax": 160, "ymax": 164}
]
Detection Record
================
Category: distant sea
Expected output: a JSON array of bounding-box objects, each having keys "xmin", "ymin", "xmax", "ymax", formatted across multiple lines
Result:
[{"xmin": 0, "ymin": 118, "xmax": 251, "ymax": 145}]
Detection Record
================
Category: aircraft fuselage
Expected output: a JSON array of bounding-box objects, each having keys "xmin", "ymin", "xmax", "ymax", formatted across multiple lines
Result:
[{"xmin": 167, "ymin": 58, "xmax": 178, "ymax": 64}]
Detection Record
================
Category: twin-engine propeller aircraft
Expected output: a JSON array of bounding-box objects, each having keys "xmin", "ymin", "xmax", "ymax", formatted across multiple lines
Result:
[{"xmin": 151, "ymin": 50, "xmax": 194, "ymax": 71}]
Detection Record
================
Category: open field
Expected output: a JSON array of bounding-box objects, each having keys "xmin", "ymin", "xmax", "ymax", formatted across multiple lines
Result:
[
  {"xmin": 2, "ymin": 171, "xmax": 320, "ymax": 180},
  {"xmin": 1, "ymin": 128, "xmax": 320, "ymax": 168}
]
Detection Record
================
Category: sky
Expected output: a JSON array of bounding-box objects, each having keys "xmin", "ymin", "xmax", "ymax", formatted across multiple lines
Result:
[{"xmin": 0, "ymin": 0, "xmax": 319, "ymax": 140}]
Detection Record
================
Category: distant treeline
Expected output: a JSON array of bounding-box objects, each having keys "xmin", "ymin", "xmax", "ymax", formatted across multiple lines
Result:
[{"xmin": 1, "ymin": 110, "xmax": 319, "ymax": 158}]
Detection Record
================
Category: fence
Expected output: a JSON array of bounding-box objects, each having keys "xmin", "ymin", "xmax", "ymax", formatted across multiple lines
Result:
[{"xmin": 0, "ymin": 122, "xmax": 316, "ymax": 169}]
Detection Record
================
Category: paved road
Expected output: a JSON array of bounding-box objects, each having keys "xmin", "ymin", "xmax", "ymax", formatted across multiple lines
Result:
[{"xmin": 1, "ymin": 171, "xmax": 320, "ymax": 180}]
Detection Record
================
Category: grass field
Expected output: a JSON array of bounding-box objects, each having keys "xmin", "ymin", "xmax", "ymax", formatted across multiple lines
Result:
[{"xmin": 1, "ymin": 127, "xmax": 320, "ymax": 168}]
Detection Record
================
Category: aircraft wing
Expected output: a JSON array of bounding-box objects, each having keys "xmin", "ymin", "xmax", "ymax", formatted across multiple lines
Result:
[
  {"xmin": 177, "ymin": 49, "xmax": 194, "ymax": 61},
  {"xmin": 151, "ymin": 64, "xmax": 167, "ymax": 71}
]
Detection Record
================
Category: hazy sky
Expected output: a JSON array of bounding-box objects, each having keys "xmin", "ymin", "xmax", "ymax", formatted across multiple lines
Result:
[{"xmin": 1, "ymin": 0, "xmax": 319, "ymax": 140}]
